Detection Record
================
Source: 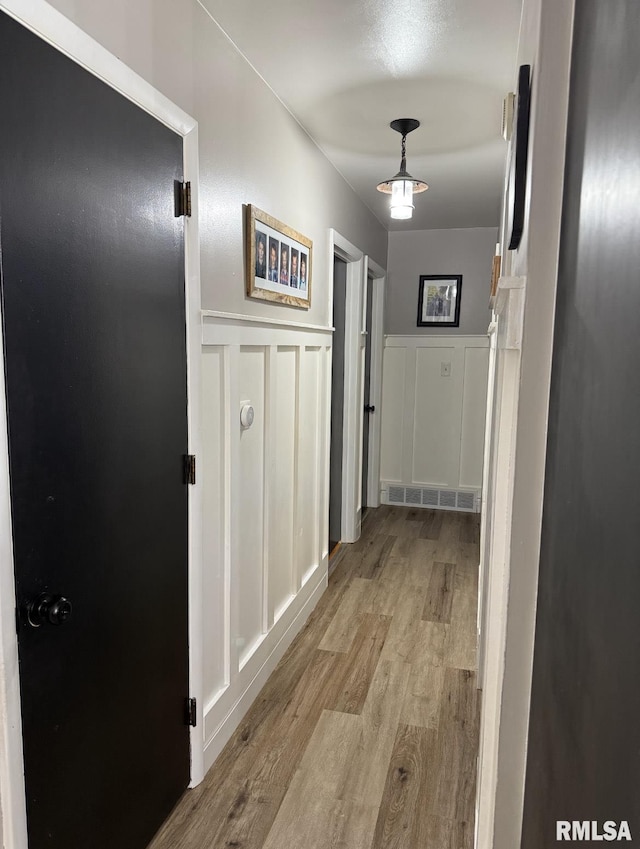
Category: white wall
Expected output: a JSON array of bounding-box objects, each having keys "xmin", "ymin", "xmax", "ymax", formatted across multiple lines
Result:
[
  {"xmin": 380, "ymin": 336, "xmax": 489, "ymax": 510},
  {"xmin": 385, "ymin": 228, "xmax": 496, "ymax": 335},
  {"xmin": 475, "ymin": 1, "xmax": 576, "ymax": 847},
  {"xmin": 44, "ymin": 0, "xmax": 388, "ymax": 326}
]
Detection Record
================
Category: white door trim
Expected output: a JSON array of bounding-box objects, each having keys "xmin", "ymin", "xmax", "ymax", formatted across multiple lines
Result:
[
  {"xmin": 477, "ymin": 323, "xmax": 498, "ymax": 689},
  {"xmin": 328, "ymin": 230, "xmax": 365, "ymax": 544},
  {"xmin": 0, "ymin": 3, "xmax": 203, "ymax": 847},
  {"xmin": 365, "ymin": 258, "xmax": 386, "ymax": 509}
]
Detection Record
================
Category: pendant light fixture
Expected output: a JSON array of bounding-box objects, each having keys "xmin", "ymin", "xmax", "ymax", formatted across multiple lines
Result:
[{"xmin": 376, "ymin": 119, "xmax": 428, "ymax": 220}]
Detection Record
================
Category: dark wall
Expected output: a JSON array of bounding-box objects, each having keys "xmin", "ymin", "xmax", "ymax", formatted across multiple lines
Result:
[{"xmin": 522, "ymin": 3, "xmax": 640, "ymax": 845}]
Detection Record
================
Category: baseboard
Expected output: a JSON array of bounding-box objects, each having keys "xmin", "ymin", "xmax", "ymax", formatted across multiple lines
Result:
[{"xmin": 202, "ymin": 568, "xmax": 328, "ymax": 773}]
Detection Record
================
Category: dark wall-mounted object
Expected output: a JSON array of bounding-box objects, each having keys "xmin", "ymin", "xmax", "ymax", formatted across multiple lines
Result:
[{"xmin": 507, "ymin": 64, "xmax": 532, "ymax": 250}]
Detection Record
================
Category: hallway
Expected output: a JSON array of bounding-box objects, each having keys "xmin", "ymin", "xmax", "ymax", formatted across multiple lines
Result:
[{"xmin": 149, "ymin": 505, "xmax": 481, "ymax": 849}]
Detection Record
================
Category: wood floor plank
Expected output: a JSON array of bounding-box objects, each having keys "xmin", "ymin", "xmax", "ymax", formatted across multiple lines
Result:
[
  {"xmin": 262, "ymin": 710, "xmax": 378, "ymax": 849},
  {"xmin": 360, "ymin": 558, "xmax": 409, "ymax": 616},
  {"xmin": 206, "ymin": 779, "xmax": 287, "ymax": 849},
  {"xmin": 318, "ymin": 577, "xmax": 369, "ymax": 652},
  {"xmin": 379, "ymin": 584, "xmax": 428, "ymax": 664},
  {"xmin": 405, "ymin": 507, "xmax": 425, "ymax": 522},
  {"xmin": 390, "ymin": 533, "xmax": 415, "ymax": 558},
  {"xmin": 401, "ymin": 663, "xmax": 446, "ymax": 731},
  {"xmin": 437, "ymin": 512, "xmax": 467, "ymax": 543},
  {"xmin": 400, "ymin": 622, "xmax": 448, "ymax": 729},
  {"xmin": 327, "ymin": 613, "xmax": 392, "ymax": 714},
  {"xmin": 147, "ymin": 776, "xmax": 236, "ymax": 849},
  {"xmin": 403, "ymin": 537, "xmax": 437, "ymax": 585},
  {"xmin": 263, "ymin": 794, "xmax": 378, "ymax": 849},
  {"xmin": 423, "ymin": 561, "xmax": 456, "ymax": 624},
  {"xmin": 353, "ymin": 533, "xmax": 397, "ymax": 579},
  {"xmin": 371, "ymin": 723, "xmax": 439, "ymax": 849},
  {"xmin": 248, "ymin": 649, "xmax": 346, "ymax": 787},
  {"xmin": 422, "ymin": 814, "xmax": 475, "ymax": 849},
  {"xmin": 384, "ymin": 512, "xmax": 423, "ymax": 539},
  {"xmin": 459, "ymin": 513, "xmax": 480, "ymax": 545},
  {"xmin": 431, "ymin": 668, "xmax": 480, "ymax": 825},
  {"xmin": 291, "ymin": 709, "xmax": 363, "ymax": 796},
  {"xmin": 338, "ymin": 659, "xmax": 412, "ymax": 808},
  {"xmin": 419, "ymin": 509, "xmax": 444, "ymax": 540},
  {"xmin": 443, "ymin": 576, "xmax": 478, "ymax": 671}
]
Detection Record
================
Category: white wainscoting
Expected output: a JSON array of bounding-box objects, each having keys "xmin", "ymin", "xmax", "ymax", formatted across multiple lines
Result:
[
  {"xmin": 200, "ymin": 312, "xmax": 332, "ymax": 770},
  {"xmin": 380, "ymin": 336, "xmax": 489, "ymax": 511}
]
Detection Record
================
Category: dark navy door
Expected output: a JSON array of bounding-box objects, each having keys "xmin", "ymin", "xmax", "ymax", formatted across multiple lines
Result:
[{"xmin": 0, "ymin": 12, "xmax": 190, "ymax": 849}]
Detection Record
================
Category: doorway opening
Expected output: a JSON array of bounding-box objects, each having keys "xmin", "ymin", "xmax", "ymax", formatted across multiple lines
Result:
[
  {"xmin": 328, "ymin": 256, "xmax": 348, "ymax": 555},
  {"xmin": 327, "ymin": 234, "xmax": 386, "ymax": 558}
]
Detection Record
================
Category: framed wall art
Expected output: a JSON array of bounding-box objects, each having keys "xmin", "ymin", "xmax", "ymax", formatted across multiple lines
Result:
[
  {"xmin": 245, "ymin": 204, "xmax": 312, "ymax": 308},
  {"xmin": 506, "ymin": 64, "xmax": 532, "ymax": 250},
  {"xmin": 417, "ymin": 275, "xmax": 462, "ymax": 327}
]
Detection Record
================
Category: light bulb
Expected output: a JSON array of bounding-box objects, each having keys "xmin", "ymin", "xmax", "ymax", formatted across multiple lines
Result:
[{"xmin": 390, "ymin": 180, "xmax": 414, "ymax": 219}]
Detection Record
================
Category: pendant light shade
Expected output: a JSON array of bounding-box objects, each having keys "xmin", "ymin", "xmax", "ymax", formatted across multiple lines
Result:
[{"xmin": 377, "ymin": 118, "xmax": 428, "ymax": 220}]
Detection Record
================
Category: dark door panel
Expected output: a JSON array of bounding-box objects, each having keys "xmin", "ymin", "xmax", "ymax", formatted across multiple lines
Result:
[{"xmin": 0, "ymin": 12, "xmax": 189, "ymax": 849}]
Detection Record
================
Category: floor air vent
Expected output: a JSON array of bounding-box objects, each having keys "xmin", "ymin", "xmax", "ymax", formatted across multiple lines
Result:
[
  {"xmin": 388, "ymin": 485, "xmax": 405, "ymax": 504},
  {"xmin": 422, "ymin": 489, "xmax": 439, "ymax": 506},
  {"xmin": 439, "ymin": 490, "xmax": 457, "ymax": 508},
  {"xmin": 382, "ymin": 483, "xmax": 480, "ymax": 513},
  {"xmin": 457, "ymin": 491, "xmax": 475, "ymax": 510},
  {"xmin": 406, "ymin": 487, "xmax": 422, "ymax": 505}
]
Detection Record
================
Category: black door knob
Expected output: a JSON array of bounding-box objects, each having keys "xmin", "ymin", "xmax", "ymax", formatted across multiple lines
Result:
[
  {"xmin": 364, "ymin": 404, "xmax": 376, "ymax": 413},
  {"xmin": 27, "ymin": 593, "xmax": 73, "ymax": 628}
]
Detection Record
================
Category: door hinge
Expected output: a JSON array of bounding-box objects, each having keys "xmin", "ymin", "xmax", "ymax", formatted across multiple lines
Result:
[
  {"xmin": 184, "ymin": 454, "xmax": 196, "ymax": 485},
  {"xmin": 176, "ymin": 181, "xmax": 192, "ymax": 218},
  {"xmin": 186, "ymin": 698, "xmax": 197, "ymax": 727}
]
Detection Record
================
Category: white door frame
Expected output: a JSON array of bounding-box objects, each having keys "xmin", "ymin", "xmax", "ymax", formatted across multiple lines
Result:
[
  {"xmin": 364, "ymin": 258, "xmax": 386, "ymax": 509},
  {"xmin": 328, "ymin": 230, "xmax": 365, "ymax": 544},
  {"xmin": 0, "ymin": 3, "xmax": 203, "ymax": 847},
  {"xmin": 477, "ymin": 322, "xmax": 498, "ymax": 688}
]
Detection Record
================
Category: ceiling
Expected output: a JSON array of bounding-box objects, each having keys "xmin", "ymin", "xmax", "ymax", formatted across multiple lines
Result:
[{"xmin": 201, "ymin": 0, "xmax": 523, "ymax": 231}]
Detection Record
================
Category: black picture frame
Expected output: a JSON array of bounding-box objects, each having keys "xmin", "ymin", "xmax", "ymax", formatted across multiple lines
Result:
[
  {"xmin": 507, "ymin": 64, "xmax": 532, "ymax": 250},
  {"xmin": 417, "ymin": 275, "xmax": 462, "ymax": 327}
]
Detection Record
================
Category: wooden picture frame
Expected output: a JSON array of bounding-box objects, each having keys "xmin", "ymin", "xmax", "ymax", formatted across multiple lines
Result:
[
  {"xmin": 245, "ymin": 204, "xmax": 312, "ymax": 308},
  {"xmin": 417, "ymin": 275, "xmax": 462, "ymax": 327}
]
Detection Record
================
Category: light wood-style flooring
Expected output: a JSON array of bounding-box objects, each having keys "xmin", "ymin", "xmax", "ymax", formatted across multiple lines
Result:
[{"xmin": 149, "ymin": 505, "xmax": 481, "ymax": 849}]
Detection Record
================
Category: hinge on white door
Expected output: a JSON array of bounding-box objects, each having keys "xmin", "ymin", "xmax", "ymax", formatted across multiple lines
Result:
[
  {"xmin": 185, "ymin": 698, "xmax": 197, "ymax": 727},
  {"xmin": 175, "ymin": 181, "xmax": 192, "ymax": 218},
  {"xmin": 183, "ymin": 454, "xmax": 196, "ymax": 485}
]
